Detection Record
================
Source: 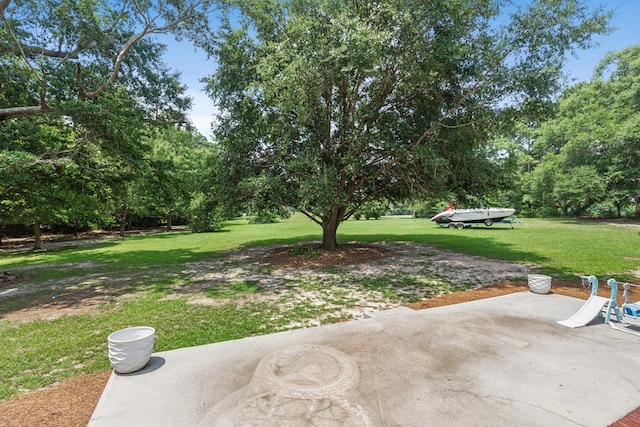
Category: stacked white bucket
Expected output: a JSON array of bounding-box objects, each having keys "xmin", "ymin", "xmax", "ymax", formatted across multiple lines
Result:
[
  {"xmin": 528, "ymin": 274, "xmax": 552, "ymax": 294},
  {"xmin": 108, "ymin": 326, "xmax": 155, "ymax": 374}
]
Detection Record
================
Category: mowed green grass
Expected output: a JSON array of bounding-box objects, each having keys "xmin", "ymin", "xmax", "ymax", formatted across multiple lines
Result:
[
  {"xmin": 1, "ymin": 215, "xmax": 637, "ymax": 277},
  {"xmin": 0, "ymin": 215, "xmax": 638, "ymax": 402}
]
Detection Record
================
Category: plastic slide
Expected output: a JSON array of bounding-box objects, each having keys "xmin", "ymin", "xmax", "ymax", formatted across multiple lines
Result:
[{"xmin": 556, "ymin": 295, "xmax": 610, "ymax": 328}]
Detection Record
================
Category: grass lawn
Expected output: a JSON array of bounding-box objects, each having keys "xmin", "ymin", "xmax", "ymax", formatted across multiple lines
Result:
[{"xmin": 0, "ymin": 214, "xmax": 638, "ymax": 402}]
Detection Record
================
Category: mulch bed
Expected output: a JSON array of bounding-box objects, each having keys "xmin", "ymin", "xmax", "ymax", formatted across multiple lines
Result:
[{"xmin": 0, "ymin": 371, "xmax": 111, "ymax": 427}]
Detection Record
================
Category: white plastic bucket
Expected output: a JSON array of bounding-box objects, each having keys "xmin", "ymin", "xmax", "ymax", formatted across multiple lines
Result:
[
  {"xmin": 528, "ymin": 274, "xmax": 551, "ymax": 294},
  {"xmin": 108, "ymin": 326, "xmax": 155, "ymax": 374}
]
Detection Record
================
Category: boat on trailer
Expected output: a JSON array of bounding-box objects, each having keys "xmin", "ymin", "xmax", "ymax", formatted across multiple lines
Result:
[{"xmin": 430, "ymin": 207, "xmax": 516, "ymax": 228}]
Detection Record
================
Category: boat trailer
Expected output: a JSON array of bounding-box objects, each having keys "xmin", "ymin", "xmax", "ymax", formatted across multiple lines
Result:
[{"xmin": 438, "ymin": 215, "xmax": 518, "ymax": 229}]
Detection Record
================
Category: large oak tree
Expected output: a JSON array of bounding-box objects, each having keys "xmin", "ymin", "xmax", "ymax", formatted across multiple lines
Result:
[
  {"xmin": 207, "ymin": 0, "xmax": 611, "ymax": 249},
  {"xmin": 0, "ymin": 0, "xmax": 215, "ymax": 121}
]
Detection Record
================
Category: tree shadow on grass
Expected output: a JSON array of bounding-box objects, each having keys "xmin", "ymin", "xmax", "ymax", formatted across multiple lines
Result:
[
  {"xmin": 344, "ymin": 230, "xmax": 544, "ymax": 257},
  {"xmin": 244, "ymin": 230, "xmax": 560, "ymax": 276}
]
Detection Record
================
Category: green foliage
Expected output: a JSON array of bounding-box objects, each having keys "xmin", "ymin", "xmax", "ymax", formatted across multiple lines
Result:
[
  {"xmin": 0, "ymin": 0, "xmax": 223, "ymax": 245},
  {"xmin": 0, "ymin": 119, "xmax": 104, "ymax": 234},
  {"xmin": 0, "ymin": 0, "xmax": 213, "ymax": 121},
  {"xmin": 1, "ymin": 0, "xmax": 213, "ymax": 240},
  {"xmin": 0, "ymin": 68, "xmax": 211, "ymax": 240},
  {"xmin": 248, "ymin": 211, "xmax": 279, "ymax": 224},
  {"xmin": 355, "ymin": 200, "xmax": 388, "ymax": 220},
  {"xmin": 0, "ymin": 95, "xmax": 142, "ymax": 242},
  {"xmin": 525, "ymin": 44, "xmax": 640, "ymax": 218},
  {"xmin": 552, "ymin": 165, "xmax": 606, "ymax": 216},
  {"xmin": 131, "ymin": 128, "xmax": 213, "ymax": 228},
  {"xmin": 188, "ymin": 192, "xmax": 225, "ymax": 233}
]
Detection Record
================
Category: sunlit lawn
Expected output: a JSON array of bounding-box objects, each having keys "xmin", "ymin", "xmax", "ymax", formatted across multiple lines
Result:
[
  {"xmin": 0, "ymin": 214, "xmax": 638, "ymax": 402},
  {"xmin": 1, "ymin": 214, "xmax": 637, "ymax": 278}
]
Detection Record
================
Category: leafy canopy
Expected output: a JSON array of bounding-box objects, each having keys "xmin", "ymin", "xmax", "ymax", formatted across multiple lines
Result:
[
  {"xmin": 0, "ymin": 0, "xmax": 216, "ymax": 121},
  {"xmin": 529, "ymin": 44, "xmax": 640, "ymax": 217}
]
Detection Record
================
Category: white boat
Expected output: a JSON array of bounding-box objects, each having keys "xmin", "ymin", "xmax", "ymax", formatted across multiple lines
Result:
[{"xmin": 430, "ymin": 207, "xmax": 516, "ymax": 228}]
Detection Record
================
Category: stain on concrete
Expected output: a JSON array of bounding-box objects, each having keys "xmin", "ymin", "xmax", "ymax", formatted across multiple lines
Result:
[{"xmin": 199, "ymin": 344, "xmax": 377, "ymax": 426}]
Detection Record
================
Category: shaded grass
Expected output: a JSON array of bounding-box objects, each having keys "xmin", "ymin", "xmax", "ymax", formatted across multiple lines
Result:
[
  {"xmin": 356, "ymin": 274, "xmax": 465, "ymax": 302},
  {"xmin": 204, "ymin": 280, "xmax": 262, "ymax": 299}
]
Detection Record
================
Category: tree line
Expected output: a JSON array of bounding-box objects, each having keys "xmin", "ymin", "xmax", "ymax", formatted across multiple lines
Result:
[
  {"xmin": 1, "ymin": 0, "xmax": 637, "ymax": 250},
  {"xmin": 512, "ymin": 45, "xmax": 640, "ymax": 219}
]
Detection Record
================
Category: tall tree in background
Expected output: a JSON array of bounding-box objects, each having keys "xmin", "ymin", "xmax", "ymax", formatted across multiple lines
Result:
[
  {"xmin": 134, "ymin": 127, "xmax": 212, "ymax": 231},
  {"xmin": 0, "ymin": 0, "xmax": 215, "ymax": 121},
  {"xmin": 530, "ymin": 44, "xmax": 640, "ymax": 218},
  {"xmin": 207, "ymin": 0, "xmax": 611, "ymax": 249},
  {"xmin": 0, "ymin": 120, "xmax": 81, "ymax": 248},
  {"xmin": 0, "ymin": 0, "xmax": 214, "ymax": 245},
  {"xmin": 592, "ymin": 45, "xmax": 640, "ymax": 218},
  {"xmin": 0, "ymin": 89, "xmax": 148, "ymax": 247}
]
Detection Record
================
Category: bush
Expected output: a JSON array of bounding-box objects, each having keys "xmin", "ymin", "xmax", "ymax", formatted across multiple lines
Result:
[
  {"xmin": 188, "ymin": 193, "xmax": 224, "ymax": 232},
  {"xmin": 248, "ymin": 211, "xmax": 279, "ymax": 224}
]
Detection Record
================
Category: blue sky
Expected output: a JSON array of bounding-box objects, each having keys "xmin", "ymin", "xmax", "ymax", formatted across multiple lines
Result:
[
  {"xmin": 564, "ymin": 0, "xmax": 640, "ymax": 81},
  {"xmin": 162, "ymin": 0, "xmax": 640, "ymax": 140}
]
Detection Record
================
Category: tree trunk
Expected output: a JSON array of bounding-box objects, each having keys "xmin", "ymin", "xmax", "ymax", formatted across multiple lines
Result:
[
  {"xmin": 167, "ymin": 213, "xmax": 173, "ymax": 231},
  {"xmin": 33, "ymin": 222, "xmax": 42, "ymax": 250},
  {"xmin": 635, "ymin": 195, "xmax": 640, "ymax": 220},
  {"xmin": 119, "ymin": 204, "xmax": 128, "ymax": 237},
  {"xmin": 320, "ymin": 206, "xmax": 345, "ymax": 250},
  {"xmin": 0, "ymin": 105, "xmax": 47, "ymax": 121}
]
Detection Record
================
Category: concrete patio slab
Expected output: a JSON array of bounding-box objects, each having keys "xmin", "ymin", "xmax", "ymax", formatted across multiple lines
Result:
[{"xmin": 89, "ymin": 292, "xmax": 640, "ymax": 426}]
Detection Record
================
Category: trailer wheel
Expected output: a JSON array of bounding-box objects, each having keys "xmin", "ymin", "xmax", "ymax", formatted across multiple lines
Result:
[
  {"xmin": 447, "ymin": 223, "xmax": 456, "ymax": 229},
  {"xmin": 484, "ymin": 219, "xmax": 493, "ymax": 226},
  {"xmin": 456, "ymin": 223, "xmax": 465, "ymax": 229}
]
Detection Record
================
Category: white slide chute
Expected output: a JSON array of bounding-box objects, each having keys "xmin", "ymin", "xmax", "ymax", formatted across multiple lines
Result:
[{"xmin": 557, "ymin": 295, "xmax": 609, "ymax": 328}]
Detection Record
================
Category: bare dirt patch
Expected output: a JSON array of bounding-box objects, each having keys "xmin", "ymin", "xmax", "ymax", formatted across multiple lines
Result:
[
  {"xmin": 1, "ymin": 240, "xmax": 638, "ymax": 427},
  {"xmin": 265, "ymin": 243, "xmax": 390, "ymax": 268},
  {"xmin": 175, "ymin": 241, "xmax": 536, "ymax": 324}
]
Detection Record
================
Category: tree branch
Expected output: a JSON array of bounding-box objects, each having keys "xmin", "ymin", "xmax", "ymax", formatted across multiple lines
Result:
[
  {"xmin": 298, "ymin": 208, "xmax": 322, "ymax": 226},
  {"xmin": 2, "ymin": 42, "xmax": 79, "ymax": 59},
  {"xmin": 352, "ymin": 41, "xmax": 519, "ymax": 196},
  {"xmin": 0, "ymin": 105, "xmax": 48, "ymax": 120},
  {"xmin": 76, "ymin": 0, "xmax": 212, "ymax": 100},
  {"xmin": 76, "ymin": 30, "xmax": 147, "ymax": 99}
]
